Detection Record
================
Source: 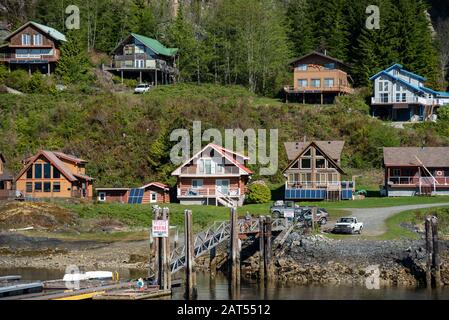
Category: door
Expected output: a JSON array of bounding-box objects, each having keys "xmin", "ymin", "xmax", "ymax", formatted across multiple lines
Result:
[
  {"xmin": 150, "ymin": 191, "xmax": 157, "ymax": 203},
  {"xmin": 216, "ymin": 179, "xmax": 230, "ymax": 195}
]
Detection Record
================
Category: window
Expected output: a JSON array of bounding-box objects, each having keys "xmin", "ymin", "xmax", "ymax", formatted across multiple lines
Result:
[
  {"xmin": 297, "ymin": 79, "xmax": 308, "ymax": 88},
  {"xmin": 316, "ymin": 173, "xmax": 327, "ymax": 184},
  {"xmin": 303, "ymin": 148, "xmax": 312, "ymax": 156},
  {"xmin": 53, "ymin": 182, "xmax": 60, "ymax": 192},
  {"xmin": 301, "ymin": 158, "xmax": 311, "ymax": 169},
  {"xmin": 324, "ymin": 63, "xmax": 335, "ymax": 70},
  {"xmin": 311, "ymin": 79, "xmax": 321, "ymax": 88},
  {"xmin": 392, "ymin": 169, "xmax": 401, "ymax": 176},
  {"xmin": 192, "ymin": 179, "xmax": 203, "ymax": 189},
  {"xmin": 316, "ymin": 158, "xmax": 326, "ymax": 169},
  {"xmin": 21, "ymin": 34, "xmax": 31, "ymax": 45},
  {"xmin": 44, "ymin": 163, "xmax": 51, "ymax": 179},
  {"xmin": 26, "ymin": 167, "xmax": 33, "ymax": 179},
  {"xmin": 151, "ymin": 192, "xmax": 157, "ymax": 203},
  {"xmin": 34, "ymin": 164, "xmax": 42, "ymax": 179},
  {"xmin": 401, "ymin": 93, "xmax": 406, "ymax": 102},
  {"xmin": 296, "ymin": 64, "xmax": 307, "ymax": 71},
  {"xmin": 33, "ymin": 34, "xmax": 43, "ymax": 46},
  {"xmin": 53, "ymin": 167, "xmax": 60, "ymax": 179},
  {"xmin": 300, "ymin": 173, "xmax": 312, "ymax": 184},
  {"xmin": 98, "ymin": 192, "xmax": 106, "ymax": 202},
  {"xmin": 44, "ymin": 182, "xmax": 51, "ymax": 193},
  {"xmin": 328, "ymin": 173, "xmax": 339, "ymax": 184},
  {"xmin": 34, "ymin": 182, "xmax": 42, "ymax": 192},
  {"xmin": 380, "ymin": 93, "xmax": 389, "ymax": 103},
  {"xmin": 134, "ymin": 60, "xmax": 145, "ymax": 68},
  {"xmin": 26, "ymin": 182, "xmax": 33, "ymax": 193},
  {"xmin": 379, "ymin": 81, "xmax": 389, "ymax": 92},
  {"xmin": 204, "ymin": 159, "xmax": 212, "ymax": 174},
  {"xmin": 324, "ymin": 78, "xmax": 334, "ymax": 88}
]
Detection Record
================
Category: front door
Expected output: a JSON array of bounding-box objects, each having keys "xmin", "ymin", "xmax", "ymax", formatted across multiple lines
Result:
[{"xmin": 216, "ymin": 179, "xmax": 229, "ymax": 195}]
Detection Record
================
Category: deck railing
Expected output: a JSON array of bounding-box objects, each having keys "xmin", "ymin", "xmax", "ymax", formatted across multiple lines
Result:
[
  {"xmin": 388, "ymin": 176, "xmax": 449, "ymax": 186},
  {"xmin": 180, "ymin": 166, "xmax": 240, "ymax": 175},
  {"xmin": 285, "ymin": 181, "xmax": 353, "ymax": 190},
  {"xmin": 177, "ymin": 187, "xmax": 240, "ymax": 197}
]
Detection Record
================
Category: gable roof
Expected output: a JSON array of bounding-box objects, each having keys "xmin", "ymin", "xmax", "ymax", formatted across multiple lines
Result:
[
  {"xmin": 284, "ymin": 141, "xmax": 345, "ymax": 162},
  {"xmin": 140, "ymin": 182, "xmax": 169, "ymax": 191},
  {"xmin": 289, "ymin": 51, "xmax": 351, "ymax": 69},
  {"xmin": 172, "ymin": 143, "xmax": 252, "ymax": 176},
  {"xmin": 283, "ymin": 141, "xmax": 345, "ymax": 174},
  {"xmin": 5, "ymin": 21, "xmax": 67, "ymax": 42},
  {"xmin": 15, "ymin": 151, "xmax": 93, "ymax": 182},
  {"xmin": 369, "ymin": 64, "xmax": 427, "ymax": 82},
  {"xmin": 112, "ymin": 33, "xmax": 178, "ymax": 57},
  {"xmin": 384, "ymin": 147, "xmax": 449, "ymax": 167}
]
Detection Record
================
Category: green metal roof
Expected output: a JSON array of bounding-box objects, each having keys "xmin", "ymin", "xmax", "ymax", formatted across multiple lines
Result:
[
  {"xmin": 131, "ymin": 33, "xmax": 178, "ymax": 57},
  {"xmin": 30, "ymin": 21, "xmax": 67, "ymax": 42}
]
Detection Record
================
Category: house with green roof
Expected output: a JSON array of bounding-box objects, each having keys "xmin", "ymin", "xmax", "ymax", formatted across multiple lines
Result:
[
  {"xmin": 0, "ymin": 21, "xmax": 66, "ymax": 75},
  {"xmin": 105, "ymin": 33, "xmax": 179, "ymax": 85}
]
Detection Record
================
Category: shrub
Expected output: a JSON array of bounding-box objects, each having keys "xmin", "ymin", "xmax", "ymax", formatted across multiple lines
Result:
[
  {"xmin": 27, "ymin": 72, "xmax": 44, "ymax": 93},
  {"xmin": 5, "ymin": 70, "xmax": 30, "ymax": 92},
  {"xmin": 0, "ymin": 64, "xmax": 7, "ymax": 85},
  {"xmin": 246, "ymin": 181, "xmax": 271, "ymax": 204}
]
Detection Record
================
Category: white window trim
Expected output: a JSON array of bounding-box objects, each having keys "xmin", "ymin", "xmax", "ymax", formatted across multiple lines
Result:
[
  {"xmin": 191, "ymin": 179, "xmax": 203, "ymax": 189},
  {"xmin": 150, "ymin": 191, "xmax": 157, "ymax": 203},
  {"xmin": 98, "ymin": 192, "xmax": 106, "ymax": 202}
]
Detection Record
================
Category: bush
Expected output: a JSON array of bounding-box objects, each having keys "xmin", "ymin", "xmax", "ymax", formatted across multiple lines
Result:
[
  {"xmin": 5, "ymin": 70, "xmax": 30, "ymax": 91},
  {"xmin": 0, "ymin": 64, "xmax": 7, "ymax": 85},
  {"xmin": 246, "ymin": 181, "xmax": 271, "ymax": 204}
]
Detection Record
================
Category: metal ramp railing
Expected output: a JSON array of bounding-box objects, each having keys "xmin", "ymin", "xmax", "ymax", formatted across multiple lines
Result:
[{"xmin": 169, "ymin": 218, "xmax": 289, "ymax": 274}]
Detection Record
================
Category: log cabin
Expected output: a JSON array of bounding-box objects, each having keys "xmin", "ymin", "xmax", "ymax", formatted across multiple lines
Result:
[
  {"xmin": 0, "ymin": 153, "xmax": 14, "ymax": 199},
  {"xmin": 283, "ymin": 141, "xmax": 354, "ymax": 201},
  {"xmin": 0, "ymin": 21, "xmax": 66, "ymax": 75},
  {"xmin": 383, "ymin": 147, "xmax": 449, "ymax": 196},
  {"xmin": 96, "ymin": 182, "xmax": 170, "ymax": 204},
  {"xmin": 284, "ymin": 51, "xmax": 354, "ymax": 104},
  {"xmin": 15, "ymin": 151, "xmax": 93, "ymax": 199},
  {"xmin": 171, "ymin": 143, "xmax": 252, "ymax": 207},
  {"xmin": 105, "ymin": 33, "xmax": 178, "ymax": 85}
]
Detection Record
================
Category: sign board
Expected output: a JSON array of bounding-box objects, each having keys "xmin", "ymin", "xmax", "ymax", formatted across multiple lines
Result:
[
  {"xmin": 152, "ymin": 220, "xmax": 169, "ymax": 238},
  {"xmin": 284, "ymin": 210, "xmax": 295, "ymax": 219}
]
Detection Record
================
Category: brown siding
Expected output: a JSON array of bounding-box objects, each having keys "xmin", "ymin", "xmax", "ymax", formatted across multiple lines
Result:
[
  {"xmin": 9, "ymin": 25, "xmax": 55, "ymax": 47},
  {"xmin": 100, "ymin": 190, "xmax": 129, "ymax": 203},
  {"xmin": 142, "ymin": 186, "xmax": 170, "ymax": 204}
]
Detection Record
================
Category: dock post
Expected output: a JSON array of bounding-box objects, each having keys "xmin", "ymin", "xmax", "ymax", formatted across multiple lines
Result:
[
  {"xmin": 229, "ymin": 207, "xmax": 240, "ymax": 289},
  {"xmin": 210, "ymin": 246, "xmax": 217, "ymax": 280},
  {"xmin": 259, "ymin": 215, "xmax": 265, "ymax": 282},
  {"xmin": 184, "ymin": 210, "xmax": 197, "ymax": 299},
  {"xmin": 265, "ymin": 216, "xmax": 274, "ymax": 282},
  {"xmin": 425, "ymin": 216, "xmax": 433, "ymax": 289},
  {"xmin": 152, "ymin": 207, "xmax": 161, "ymax": 284},
  {"xmin": 431, "ymin": 216, "xmax": 441, "ymax": 288},
  {"xmin": 162, "ymin": 207, "xmax": 171, "ymax": 291}
]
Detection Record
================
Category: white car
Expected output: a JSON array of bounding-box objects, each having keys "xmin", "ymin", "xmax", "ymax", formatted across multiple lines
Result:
[
  {"xmin": 134, "ymin": 83, "xmax": 151, "ymax": 94},
  {"xmin": 333, "ymin": 217, "xmax": 364, "ymax": 234}
]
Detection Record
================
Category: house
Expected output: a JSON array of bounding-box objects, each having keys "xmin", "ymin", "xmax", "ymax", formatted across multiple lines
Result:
[
  {"xmin": 171, "ymin": 143, "xmax": 252, "ymax": 207},
  {"xmin": 105, "ymin": 33, "xmax": 178, "ymax": 85},
  {"xmin": 0, "ymin": 153, "xmax": 14, "ymax": 199},
  {"xmin": 383, "ymin": 147, "xmax": 449, "ymax": 196},
  {"xmin": 370, "ymin": 64, "xmax": 449, "ymax": 122},
  {"xmin": 283, "ymin": 141, "xmax": 354, "ymax": 201},
  {"xmin": 15, "ymin": 151, "xmax": 93, "ymax": 199},
  {"xmin": 284, "ymin": 51, "xmax": 354, "ymax": 104},
  {"xmin": 0, "ymin": 21, "xmax": 66, "ymax": 75},
  {"xmin": 96, "ymin": 182, "xmax": 170, "ymax": 204}
]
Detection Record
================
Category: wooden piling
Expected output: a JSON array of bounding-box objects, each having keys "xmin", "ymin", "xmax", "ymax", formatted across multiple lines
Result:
[
  {"xmin": 425, "ymin": 216, "xmax": 433, "ymax": 289},
  {"xmin": 210, "ymin": 246, "xmax": 217, "ymax": 280},
  {"xmin": 264, "ymin": 216, "xmax": 274, "ymax": 281},
  {"xmin": 184, "ymin": 210, "xmax": 197, "ymax": 299},
  {"xmin": 311, "ymin": 207, "xmax": 317, "ymax": 231},
  {"xmin": 431, "ymin": 216, "xmax": 441, "ymax": 288},
  {"xmin": 229, "ymin": 208, "xmax": 240, "ymax": 288},
  {"xmin": 259, "ymin": 215, "xmax": 265, "ymax": 281},
  {"xmin": 162, "ymin": 207, "xmax": 171, "ymax": 291}
]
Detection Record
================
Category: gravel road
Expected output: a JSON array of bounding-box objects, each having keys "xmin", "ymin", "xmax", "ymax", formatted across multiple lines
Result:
[{"xmin": 345, "ymin": 203, "xmax": 449, "ymax": 236}]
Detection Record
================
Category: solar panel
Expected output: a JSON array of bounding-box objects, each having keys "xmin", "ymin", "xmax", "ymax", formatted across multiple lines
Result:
[{"xmin": 128, "ymin": 188, "xmax": 144, "ymax": 204}]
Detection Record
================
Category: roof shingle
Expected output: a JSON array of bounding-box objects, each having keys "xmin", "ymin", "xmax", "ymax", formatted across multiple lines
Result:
[{"xmin": 383, "ymin": 147, "xmax": 449, "ymax": 167}]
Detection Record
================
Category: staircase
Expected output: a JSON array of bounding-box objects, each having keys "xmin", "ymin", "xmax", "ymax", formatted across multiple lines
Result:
[{"xmin": 216, "ymin": 189, "xmax": 237, "ymax": 208}]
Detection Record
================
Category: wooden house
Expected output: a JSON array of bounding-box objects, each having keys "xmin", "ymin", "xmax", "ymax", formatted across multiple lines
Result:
[
  {"xmin": 105, "ymin": 33, "xmax": 178, "ymax": 85},
  {"xmin": 0, "ymin": 153, "xmax": 14, "ymax": 199},
  {"xmin": 284, "ymin": 51, "xmax": 354, "ymax": 104},
  {"xmin": 383, "ymin": 147, "xmax": 449, "ymax": 196},
  {"xmin": 0, "ymin": 21, "xmax": 66, "ymax": 75},
  {"xmin": 15, "ymin": 151, "xmax": 93, "ymax": 199},
  {"xmin": 370, "ymin": 64, "xmax": 449, "ymax": 122},
  {"xmin": 283, "ymin": 141, "xmax": 354, "ymax": 200},
  {"xmin": 96, "ymin": 182, "xmax": 170, "ymax": 204},
  {"xmin": 171, "ymin": 144, "xmax": 252, "ymax": 207}
]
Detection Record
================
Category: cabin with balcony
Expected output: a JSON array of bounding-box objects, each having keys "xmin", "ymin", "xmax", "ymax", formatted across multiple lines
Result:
[
  {"xmin": 284, "ymin": 51, "xmax": 354, "ymax": 104},
  {"xmin": 171, "ymin": 144, "xmax": 252, "ymax": 207},
  {"xmin": 105, "ymin": 33, "xmax": 179, "ymax": 85},
  {"xmin": 370, "ymin": 64, "xmax": 449, "ymax": 122},
  {"xmin": 384, "ymin": 147, "xmax": 449, "ymax": 196},
  {"xmin": 283, "ymin": 141, "xmax": 354, "ymax": 201},
  {"xmin": 15, "ymin": 151, "xmax": 93, "ymax": 199},
  {"xmin": 96, "ymin": 182, "xmax": 170, "ymax": 204},
  {"xmin": 0, "ymin": 21, "xmax": 66, "ymax": 75},
  {"xmin": 0, "ymin": 153, "xmax": 14, "ymax": 200}
]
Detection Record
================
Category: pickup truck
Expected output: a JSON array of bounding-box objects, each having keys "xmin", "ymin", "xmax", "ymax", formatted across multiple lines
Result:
[{"xmin": 333, "ymin": 217, "xmax": 364, "ymax": 234}]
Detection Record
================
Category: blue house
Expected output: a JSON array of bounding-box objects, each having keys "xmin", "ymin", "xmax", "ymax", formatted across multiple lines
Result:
[
  {"xmin": 369, "ymin": 64, "xmax": 449, "ymax": 122},
  {"xmin": 283, "ymin": 141, "xmax": 354, "ymax": 201}
]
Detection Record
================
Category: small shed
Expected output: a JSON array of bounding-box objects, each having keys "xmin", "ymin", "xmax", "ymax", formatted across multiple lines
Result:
[
  {"xmin": 141, "ymin": 182, "xmax": 170, "ymax": 204},
  {"xmin": 95, "ymin": 182, "xmax": 170, "ymax": 204}
]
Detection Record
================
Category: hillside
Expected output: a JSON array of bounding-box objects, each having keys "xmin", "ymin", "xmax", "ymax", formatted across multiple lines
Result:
[{"xmin": 1, "ymin": 84, "xmax": 449, "ymax": 190}]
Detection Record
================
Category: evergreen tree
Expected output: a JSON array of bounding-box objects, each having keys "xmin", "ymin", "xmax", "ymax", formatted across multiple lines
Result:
[{"xmin": 285, "ymin": 0, "xmax": 315, "ymax": 57}]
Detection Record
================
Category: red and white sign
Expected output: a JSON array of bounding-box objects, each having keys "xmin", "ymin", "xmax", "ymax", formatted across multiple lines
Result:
[
  {"xmin": 436, "ymin": 171, "xmax": 444, "ymax": 176},
  {"xmin": 152, "ymin": 220, "xmax": 169, "ymax": 238}
]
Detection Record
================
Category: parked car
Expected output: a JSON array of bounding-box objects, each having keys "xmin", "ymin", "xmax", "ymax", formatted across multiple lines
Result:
[
  {"xmin": 270, "ymin": 200, "xmax": 300, "ymax": 218},
  {"xmin": 333, "ymin": 217, "xmax": 363, "ymax": 234},
  {"xmin": 298, "ymin": 207, "xmax": 329, "ymax": 226},
  {"xmin": 134, "ymin": 83, "xmax": 151, "ymax": 94}
]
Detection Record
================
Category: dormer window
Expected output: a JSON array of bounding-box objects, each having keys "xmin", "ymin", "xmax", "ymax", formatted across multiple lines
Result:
[{"xmin": 21, "ymin": 34, "xmax": 31, "ymax": 45}]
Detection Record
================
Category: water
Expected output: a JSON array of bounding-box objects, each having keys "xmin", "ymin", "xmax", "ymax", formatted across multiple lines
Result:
[{"xmin": 1, "ymin": 268, "xmax": 448, "ymax": 300}]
